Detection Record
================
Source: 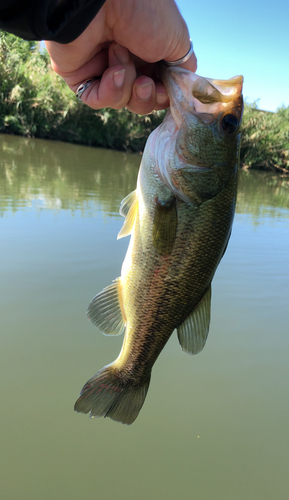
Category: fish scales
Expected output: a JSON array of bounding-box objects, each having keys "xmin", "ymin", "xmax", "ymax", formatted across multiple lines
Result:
[
  {"xmin": 75, "ymin": 66, "xmax": 243, "ymax": 424},
  {"xmin": 121, "ymin": 175, "xmax": 235, "ymax": 363}
]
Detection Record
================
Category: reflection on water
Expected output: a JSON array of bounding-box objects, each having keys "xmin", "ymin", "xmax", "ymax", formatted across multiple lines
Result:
[
  {"xmin": 0, "ymin": 134, "xmax": 288, "ymax": 500},
  {"xmin": 0, "ymin": 134, "xmax": 139, "ymax": 215},
  {"xmin": 238, "ymin": 169, "xmax": 289, "ymax": 224},
  {"xmin": 2, "ymin": 133, "xmax": 289, "ymax": 221}
]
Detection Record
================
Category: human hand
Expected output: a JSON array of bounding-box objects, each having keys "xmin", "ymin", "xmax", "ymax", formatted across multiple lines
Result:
[{"xmin": 45, "ymin": 0, "xmax": 197, "ymax": 114}]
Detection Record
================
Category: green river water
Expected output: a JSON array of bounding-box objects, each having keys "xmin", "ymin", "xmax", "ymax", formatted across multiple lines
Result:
[{"xmin": 0, "ymin": 134, "xmax": 288, "ymax": 500}]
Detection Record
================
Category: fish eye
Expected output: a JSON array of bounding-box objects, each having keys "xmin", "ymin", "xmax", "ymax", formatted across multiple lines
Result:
[{"xmin": 221, "ymin": 114, "xmax": 239, "ymax": 134}]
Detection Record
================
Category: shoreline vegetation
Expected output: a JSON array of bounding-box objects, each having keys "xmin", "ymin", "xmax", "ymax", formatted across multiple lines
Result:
[{"xmin": 1, "ymin": 32, "xmax": 288, "ymax": 173}]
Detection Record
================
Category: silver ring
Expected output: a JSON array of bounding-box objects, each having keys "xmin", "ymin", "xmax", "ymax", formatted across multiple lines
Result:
[
  {"xmin": 164, "ymin": 39, "xmax": 194, "ymax": 66},
  {"xmin": 75, "ymin": 78, "xmax": 97, "ymax": 100}
]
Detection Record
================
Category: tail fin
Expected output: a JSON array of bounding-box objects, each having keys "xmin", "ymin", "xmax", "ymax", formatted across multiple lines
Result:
[{"xmin": 74, "ymin": 364, "xmax": 150, "ymax": 425}]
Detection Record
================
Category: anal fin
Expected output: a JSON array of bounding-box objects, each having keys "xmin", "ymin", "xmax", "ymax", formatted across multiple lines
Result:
[
  {"xmin": 177, "ymin": 285, "xmax": 211, "ymax": 355},
  {"xmin": 87, "ymin": 278, "xmax": 126, "ymax": 336}
]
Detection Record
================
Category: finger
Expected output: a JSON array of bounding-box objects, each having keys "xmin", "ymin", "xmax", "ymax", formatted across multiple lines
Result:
[
  {"xmin": 46, "ymin": 41, "xmax": 109, "ymax": 80},
  {"xmin": 112, "ymin": 1, "xmax": 197, "ymax": 74},
  {"xmin": 52, "ymin": 48, "xmax": 109, "ymax": 91},
  {"xmin": 178, "ymin": 50, "xmax": 198, "ymax": 73},
  {"xmin": 75, "ymin": 43, "xmax": 138, "ymax": 110},
  {"xmin": 79, "ymin": 65, "xmax": 126, "ymax": 109},
  {"xmin": 126, "ymin": 78, "xmax": 169, "ymax": 114},
  {"xmin": 126, "ymin": 75, "xmax": 156, "ymax": 114},
  {"xmin": 155, "ymin": 81, "xmax": 169, "ymax": 110},
  {"xmin": 164, "ymin": 39, "xmax": 197, "ymax": 73},
  {"xmin": 108, "ymin": 43, "xmax": 137, "ymax": 108}
]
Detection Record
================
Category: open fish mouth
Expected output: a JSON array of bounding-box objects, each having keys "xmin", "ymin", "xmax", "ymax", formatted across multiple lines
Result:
[
  {"xmin": 161, "ymin": 66, "xmax": 243, "ymax": 128},
  {"xmin": 192, "ymin": 75, "xmax": 243, "ymax": 104}
]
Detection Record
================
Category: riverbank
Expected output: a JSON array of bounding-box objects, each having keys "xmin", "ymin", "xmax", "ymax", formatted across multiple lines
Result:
[{"xmin": 1, "ymin": 31, "xmax": 288, "ymax": 173}]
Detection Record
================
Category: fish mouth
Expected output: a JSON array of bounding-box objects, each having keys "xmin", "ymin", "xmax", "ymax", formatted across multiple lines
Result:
[
  {"xmin": 160, "ymin": 65, "xmax": 243, "ymax": 127},
  {"xmin": 192, "ymin": 75, "xmax": 243, "ymax": 104}
]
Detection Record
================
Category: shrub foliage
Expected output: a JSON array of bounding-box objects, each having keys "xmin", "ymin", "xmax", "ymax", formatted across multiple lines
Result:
[
  {"xmin": 0, "ymin": 31, "xmax": 288, "ymax": 171},
  {"xmin": 241, "ymin": 103, "xmax": 289, "ymax": 172}
]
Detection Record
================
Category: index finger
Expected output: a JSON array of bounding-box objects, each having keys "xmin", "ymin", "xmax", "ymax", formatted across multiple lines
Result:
[{"xmin": 164, "ymin": 39, "xmax": 197, "ymax": 73}]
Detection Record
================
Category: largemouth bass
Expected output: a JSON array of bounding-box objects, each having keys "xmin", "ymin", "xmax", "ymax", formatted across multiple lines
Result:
[{"xmin": 75, "ymin": 66, "xmax": 244, "ymax": 425}]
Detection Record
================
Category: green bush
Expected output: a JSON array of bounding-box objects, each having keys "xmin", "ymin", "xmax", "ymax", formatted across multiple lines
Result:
[
  {"xmin": 0, "ymin": 31, "xmax": 164, "ymax": 151},
  {"xmin": 240, "ymin": 103, "xmax": 289, "ymax": 172},
  {"xmin": 0, "ymin": 31, "xmax": 288, "ymax": 170}
]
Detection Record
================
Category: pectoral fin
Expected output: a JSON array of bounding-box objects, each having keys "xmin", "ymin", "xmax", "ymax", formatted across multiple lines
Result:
[
  {"xmin": 118, "ymin": 190, "xmax": 138, "ymax": 239},
  {"xmin": 177, "ymin": 286, "xmax": 211, "ymax": 355},
  {"xmin": 87, "ymin": 278, "xmax": 126, "ymax": 336},
  {"xmin": 153, "ymin": 197, "xmax": 177, "ymax": 255},
  {"xmin": 119, "ymin": 190, "xmax": 137, "ymax": 218}
]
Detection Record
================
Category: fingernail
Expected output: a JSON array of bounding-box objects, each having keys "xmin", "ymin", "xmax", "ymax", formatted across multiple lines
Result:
[
  {"xmin": 136, "ymin": 83, "xmax": 153, "ymax": 101},
  {"xmin": 156, "ymin": 93, "xmax": 168, "ymax": 105},
  {"xmin": 113, "ymin": 44, "xmax": 130, "ymax": 65},
  {"xmin": 113, "ymin": 69, "xmax": 125, "ymax": 88}
]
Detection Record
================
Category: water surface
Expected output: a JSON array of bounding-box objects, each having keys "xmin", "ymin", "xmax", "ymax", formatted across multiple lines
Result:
[{"xmin": 1, "ymin": 134, "xmax": 288, "ymax": 500}]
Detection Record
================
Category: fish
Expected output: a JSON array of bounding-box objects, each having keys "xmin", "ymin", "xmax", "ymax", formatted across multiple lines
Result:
[{"xmin": 74, "ymin": 66, "xmax": 244, "ymax": 425}]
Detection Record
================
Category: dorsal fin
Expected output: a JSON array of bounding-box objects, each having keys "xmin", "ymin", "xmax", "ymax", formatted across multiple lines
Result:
[
  {"xmin": 177, "ymin": 286, "xmax": 211, "ymax": 354},
  {"xmin": 86, "ymin": 278, "xmax": 126, "ymax": 336},
  {"xmin": 117, "ymin": 190, "xmax": 138, "ymax": 239}
]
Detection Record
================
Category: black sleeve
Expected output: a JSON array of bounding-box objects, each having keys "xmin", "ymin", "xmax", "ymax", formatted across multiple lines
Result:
[{"xmin": 0, "ymin": 0, "xmax": 106, "ymax": 43}]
